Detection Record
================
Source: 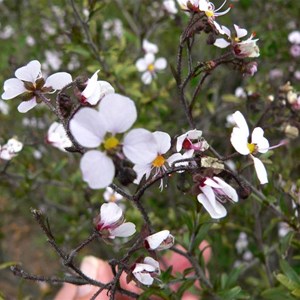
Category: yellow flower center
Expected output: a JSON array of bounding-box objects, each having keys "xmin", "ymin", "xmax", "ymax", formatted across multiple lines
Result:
[
  {"xmin": 147, "ymin": 64, "xmax": 155, "ymax": 72},
  {"xmin": 234, "ymin": 37, "xmax": 240, "ymax": 43},
  {"xmin": 205, "ymin": 10, "xmax": 214, "ymax": 17},
  {"xmin": 109, "ymin": 194, "xmax": 117, "ymax": 202},
  {"xmin": 247, "ymin": 143, "xmax": 256, "ymax": 154},
  {"xmin": 152, "ymin": 155, "xmax": 165, "ymax": 167},
  {"xmin": 104, "ymin": 136, "xmax": 119, "ymax": 150}
]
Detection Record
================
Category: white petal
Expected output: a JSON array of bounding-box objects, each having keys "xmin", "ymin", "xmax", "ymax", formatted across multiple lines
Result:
[
  {"xmin": 145, "ymin": 53, "xmax": 155, "ymax": 65},
  {"xmin": 15, "ymin": 60, "xmax": 41, "ymax": 82},
  {"xmin": 167, "ymin": 153, "xmax": 188, "ymax": 169},
  {"xmin": 99, "ymin": 93, "xmax": 137, "ymax": 134},
  {"xmin": 154, "ymin": 58, "xmax": 167, "ymax": 70},
  {"xmin": 251, "ymin": 127, "xmax": 269, "ymax": 153},
  {"xmin": 133, "ymin": 163, "xmax": 152, "ymax": 183},
  {"xmin": 232, "ymin": 111, "xmax": 249, "ymax": 137},
  {"xmin": 197, "ymin": 193, "xmax": 227, "ymax": 219},
  {"xmin": 81, "ymin": 151, "xmax": 115, "ymax": 189},
  {"xmin": 230, "ymin": 127, "xmax": 250, "ymax": 155},
  {"xmin": 143, "ymin": 39, "xmax": 158, "ymax": 54},
  {"xmin": 143, "ymin": 257, "xmax": 160, "ymax": 271},
  {"xmin": 214, "ymin": 38, "xmax": 231, "ymax": 48},
  {"xmin": 133, "ymin": 272, "xmax": 154, "ymax": 286},
  {"xmin": 141, "ymin": 71, "xmax": 153, "ymax": 85},
  {"xmin": 234, "ymin": 24, "xmax": 248, "ymax": 39},
  {"xmin": 98, "ymin": 81, "xmax": 115, "ymax": 99},
  {"xmin": 82, "ymin": 70, "xmax": 99, "ymax": 98},
  {"xmin": 153, "ymin": 131, "xmax": 171, "ymax": 154},
  {"xmin": 251, "ymin": 156, "xmax": 268, "ymax": 184},
  {"xmin": 123, "ymin": 128, "xmax": 157, "ymax": 164},
  {"xmin": 69, "ymin": 108, "xmax": 105, "ymax": 148},
  {"xmin": 221, "ymin": 25, "xmax": 231, "ymax": 37},
  {"xmin": 47, "ymin": 122, "xmax": 72, "ymax": 151},
  {"xmin": 2, "ymin": 78, "xmax": 27, "ymax": 99},
  {"xmin": 204, "ymin": 177, "xmax": 222, "ymax": 189},
  {"xmin": 100, "ymin": 202, "xmax": 123, "ymax": 226},
  {"xmin": 145, "ymin": 230, "xmax": 170, "ymax": 250},
  {"xmin": 213, "ymin": 176, "xmax": 238, "ymax": 202},
  {"xmin": 136, "ymin": 58, "xmax": 148, "ymax": 72},
  {"xmin": 44, "ymin": 72, "xmax": 72, "ymax": 90},
  {"xmin": 17, "ymin": 98, "xmax": 37, "ymax": 113},
  {"xmin": 110, "ymin": 222, "xmax": 136, "ymax": 237},
  {"xmin": 5, "ymin": 138, "xmax": 23, "ymax": 152}
]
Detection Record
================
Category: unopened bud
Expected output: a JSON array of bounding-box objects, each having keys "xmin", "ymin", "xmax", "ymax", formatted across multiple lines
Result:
[{"xmin": 284, "ymin": 124, "xmax": 299, "ymax": 139}]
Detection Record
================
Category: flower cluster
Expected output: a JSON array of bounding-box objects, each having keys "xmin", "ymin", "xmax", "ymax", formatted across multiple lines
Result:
[{"xmin": 0, "ymin": 138, "xmax": 23, "ymax": 161}]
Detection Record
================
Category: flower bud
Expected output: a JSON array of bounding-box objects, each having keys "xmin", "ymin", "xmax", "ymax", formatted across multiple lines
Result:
[{"xmin": 144, "ymin": 230, "xmax": 175, "ymax": 251}]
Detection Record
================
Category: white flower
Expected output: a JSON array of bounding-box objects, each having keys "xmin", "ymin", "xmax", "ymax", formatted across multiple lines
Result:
[
  {"xmin": 70, "ymin": 93, "xmax": 137, "ymax": 189},
  {"xmin": 1, "ymin": 60, "xmax": 72, "ymax": 113},
  {"xmin": 132, "ymin": 257, "xmax": 160, "ymax": 286},
  {"xmin": 80, "ymin": 70, "xmax": 115, "ymax": 105},
  {"xmin": 144, "ymin": 230, "xmax": 175, "ymax": 251},
  {"xmin": 46, "ymin": 122, "xmax": 72, "ymax": 152},
  {"xmin": 163, "ymin": 0, "xmax": 178, "ymax": 14},
  {"xmin": 288, "ymin": 30, "xmax": 300, "ymax": 44},
  {"xmin": 136, "ymin": 53, "xmax": 167, "ymax": 85},
  {"xmin": 94, "ymin": 202, "xmax": 136, "ymax": 239},
  {"xmin": 143, "ymin": 40, "xmax": 158, "ymax": 54},
  {"xmin": 214, "ymin": 24, "xmax": 259, "ymax": 58},
  {"xmin": 103, "ymin": 187, "xmax": 123, "ymax": 203},
  {"xmin": 0, "ymin": 99, "xmax": 9, "ymax": 115},
  {"xmin": 102, "ymin": 19, "xmax": 123, "ymax": 40},
  {"xmin": 176, "ymin": 129, "xmax": 209, "ymax": 156},
  {"xmin": 123, "ymin": 130, "xmax": 171, "ymax": 184},
  {"xmin": 0, "ymin": 138, "xmax": 23, "ymax": 160},
  {"xmin": 230, "ymin": 111, "xmax": 270, "ymax": 184},
  {"xmin": 235, "ymin": 232, "xmax": 248, "ymax": 254},
  {"xmin": 197, "ymin": 176, "xmax": 238, "ymax": 219}
]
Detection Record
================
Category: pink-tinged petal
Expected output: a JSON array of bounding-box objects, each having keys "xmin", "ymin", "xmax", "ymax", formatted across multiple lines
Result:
[
  {"xmin": 213, "ymin": 176, "xmax": 238, "ymax": 202},
  {"xmin": 221, "ymin": 25, "xmax": 231, "ymax": 38},
  {"xmin": 44, "ymin": 72, "xmax": 72, "ymax": 90},
  {"xmin": 69, "ymin": 108, "xmax": 105, "ymax": 148},
  {"xmin": 133, "ymin": 163, "xmax": 152, "ymax": 183},
  {"xmin": 144, "ymin": 257, "xmax": 160, "ymax": 271},
  {"xmin": 141, "ymin": 71, "xmax": 153, "ymax": 85},
  {"xmin": 136, "ymin": 58, "xmax": 148, "ymax": 72},
  {"xmin": 251, "ymin": 155, "xmax": 268, "ymax": 184},
  {"xmin": 110, "ymin": 222, "xmax": 136, "ymax": 238},
  {"xmin": 154, "ymin": 58, "xmax": 167, "ymax": 70},
  {"xmin": 143, "ymin": 39, "xmax": 158, "ymax": 54},
  {"xmin": 99, "ymin": 93, "xmax": 137, "ymax": 134},
  {"xmin": 214, "ymin": 38, "xmax": 231, "ymax": 49},
  {"xmin": 232, "ymin": 111, "xmax": 249, "ymax": 137},
  {"xmin": 80, "ymin": 150, "xmax": 115, "ymax": 189},
  {"xmin": 123, "ymin": 128, "xmax": 157, "ymax": 164},
  {"xmin": 176, "ymin": 130, "xmax": 201, "ymax": 152},
  {"xmin": 2, "ymin": 78, "xmax": 27, "ymax": 99},
  {"xmin": 17, "ymin": 98, "xmax": 37, "ymax": 113},
  {"xmin": 230, "ymin": 127, "xmax": 250, "ymax": 155},
  {"xmin": 197, "ymin": 193, "xmax": 227, "ymax": 219},
  {"xmin": 234, "ymin": 24, "xmax": 248, "ymax": 39},
  {"xmin": 251, "ymin": 127, "xmax": 269, "ymax": 153},
  {"xmin": 82, "ymin": 70, "xmax": 99, "ymax": 98},
  {"xmin": 145, "ymin": 230, "xmax": 170, "ymax": 250},
  {"xmin": 153, "ymin": 131, "xmax": 171, "ymax": 154},
  {"xmin": 15, "ymin": 60, "xmax": 41, "ymax": 82},
  {"xmin": 100, "ymin": 202, "xmax": 123, "ymax": 226},
  {"xmin": 133, "ymin": 272, "xmax": 154, "ymax": 286},
  {"xmin": 144, "ymin": 53, "xmax": 155, "ymax": 65},
  {"xmin": 204, "ymin": 177, "xmax": 222, "ymax": 189}
]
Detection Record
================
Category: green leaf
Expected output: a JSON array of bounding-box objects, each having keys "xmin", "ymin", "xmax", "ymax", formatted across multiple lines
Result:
[
  {"xmin": 261, "ymin": 286, "xmax": 295, "ymax": 300},
  {"xmin": 217, "ymin": 286, "xmax": 242, "ymax": 299},
  {"xmin": 291, "ymin": 288, "xmax": 300, "ymax": 297},
  {"xmin": 276, "ymin": 274, "xmax": 299, "ymax": 291},
  {"xmin": 280, "ymin": 260, "xmax": 300, "ymax": 285},
  {"xmin": 0, "ymin": 261, "xmax": 19, "ymax": 270}
]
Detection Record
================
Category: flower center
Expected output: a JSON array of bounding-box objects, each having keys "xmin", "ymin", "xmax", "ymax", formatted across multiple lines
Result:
[
  {"xmin": 147, "ymin": 64, "xmax": 155, "ymax": 72},
  {"xmin": 104, "ymin": 136, "xmax": 119, "ymax": 150},
  {"xmin": 152, "ymin": 155, "xmax": 165, "ymax": 167},
  {"xmin": 109, "ymin": 194, "xmax": 117, "ymax": 202},
  {"xmin": 247, "ymin": 143, "xmax": 256, "ymax": 154},
  {"xmin": 182, "ymin": 138, "xmax": 192, "ymax": 150},
  {"xmin": 205, "ymin": 10, "xmax": 214, "ymax": 17}
]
